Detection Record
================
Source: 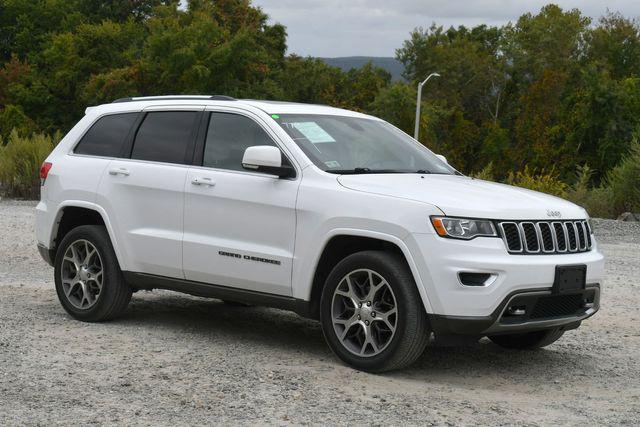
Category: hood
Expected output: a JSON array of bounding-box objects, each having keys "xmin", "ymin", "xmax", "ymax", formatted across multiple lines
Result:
[{"xmin": 337, "ymin": 174, "xmax": 587, "ymax": 220}]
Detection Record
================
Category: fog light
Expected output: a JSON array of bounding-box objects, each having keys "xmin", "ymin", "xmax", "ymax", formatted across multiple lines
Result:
[
  {"xmin": 507, "ymin": 305, "xmax": 526, "ymax": 316},
  {"xmin": 458, "ymin": 272, "xmax": 494, "ymax": 287}
]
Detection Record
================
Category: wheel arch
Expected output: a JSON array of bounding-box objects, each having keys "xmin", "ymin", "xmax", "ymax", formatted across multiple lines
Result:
[
  {"xmin": 305, "ymin": 230, "xmax": 433, "ymax": 319},
  {"xmin": 50, "ymin": 201, "xmax": 125, "ymax": 270}
]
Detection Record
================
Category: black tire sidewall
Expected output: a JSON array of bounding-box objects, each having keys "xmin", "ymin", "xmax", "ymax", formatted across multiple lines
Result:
[
  {"xmin": 320, "ymin": 251, "xmax": 424, "ymax": 371},
  {"xmin": 54, "ymin": 225, "xmax": 126, "ymax": 322}
]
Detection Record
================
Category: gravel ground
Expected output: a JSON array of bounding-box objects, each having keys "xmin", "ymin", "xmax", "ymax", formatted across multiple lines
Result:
[{"xmin": 0, "ymin": 199, "xmax": 639, "ymax": 426}]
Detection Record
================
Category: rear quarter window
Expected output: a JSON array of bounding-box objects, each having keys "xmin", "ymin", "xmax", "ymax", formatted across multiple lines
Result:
[{"xmin": 74, "ymin": 113, "xmax": 138, "ymax": 157}]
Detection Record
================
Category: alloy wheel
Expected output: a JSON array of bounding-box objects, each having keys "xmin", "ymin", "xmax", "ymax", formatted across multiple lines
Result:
[
  {"xmin": 60, "ymin": 239, "xmax": 103, "ymax": 310},
  {"xmin": 331, "ymin": 268, "xmax": 398, "ymax": 357}
]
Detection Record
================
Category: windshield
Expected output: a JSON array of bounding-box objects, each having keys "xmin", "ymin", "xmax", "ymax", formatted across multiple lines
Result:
[{"xmin": 274, "ymin": 114, "xmax": 455, "ymax": 175}]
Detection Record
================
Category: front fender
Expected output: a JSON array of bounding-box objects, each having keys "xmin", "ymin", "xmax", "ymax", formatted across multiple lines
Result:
[{"xmin": 294, "ymin": 228, "xmax": 435, "ymax": 314}]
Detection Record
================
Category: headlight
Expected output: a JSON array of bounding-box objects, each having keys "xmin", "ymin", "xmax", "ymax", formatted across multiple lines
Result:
[{"xmin": 430, "ymin": 216, "xmax": 497, "ymax": 240}]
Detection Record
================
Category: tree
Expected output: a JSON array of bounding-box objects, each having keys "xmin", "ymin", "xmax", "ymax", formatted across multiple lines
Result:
[{"xmin": 585, "ymin": 12, "xmax": 640, "ymax": 79}]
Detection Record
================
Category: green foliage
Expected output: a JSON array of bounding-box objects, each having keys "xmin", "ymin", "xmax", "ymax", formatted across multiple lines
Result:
[
  {"xmin": 0, "ymin": 0, "xmax": 639, "ymax": 212},
  {"xmin": 471, "ymin": 162, "xmax": 495, "ymax": 181},
  {"xmin": 0, "ymin": 130, "xmax": 57, "ymax": 199},
  {"xmin": 369, "ymin": 83, "xmax": 416, "ymax": 133},
  {"xmin": 0, "ymin": 104, "xmax": 34, "ymax": 141},
  {"xmin": 565, "ymin": 165, "xmax": 612, "ymax": 218},
  {"xmin": 505, "ymin": 166, "xmax": 569, "ymax": 198},
  {"xmin": 605, "ymin": 140, "xmax": 640, "ymax": 214}
]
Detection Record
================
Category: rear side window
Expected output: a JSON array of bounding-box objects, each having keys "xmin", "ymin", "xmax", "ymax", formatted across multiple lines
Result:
[
  {"xmin": 203, "ymin": 113, "xmax": 276, "ymax": 171},
  {"xmin": 74, "ymin": 113, "xmax": 137, "ymax": 157},
  {"xmin": 131, "ymin": 111, "xmax": 199, "ymax": 164}
]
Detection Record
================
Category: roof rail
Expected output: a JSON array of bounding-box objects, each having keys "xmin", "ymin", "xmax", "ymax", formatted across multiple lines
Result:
[{"xmin": 112, "ymin": 95, "xmax": 236, "ymax": 103}]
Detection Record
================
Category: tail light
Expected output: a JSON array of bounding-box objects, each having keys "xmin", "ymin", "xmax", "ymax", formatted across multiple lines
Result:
[{"xmin": 40, "ymin": 162, "xmax": 52, "ymax": 185}]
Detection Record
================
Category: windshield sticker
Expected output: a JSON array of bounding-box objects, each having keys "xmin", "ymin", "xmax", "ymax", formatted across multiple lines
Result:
[
  {"xmin": 324, "ymin": 160, "xmax": 341, "ymax": 168},
  {"xmin": 292, "ymin": 122, "xmax": 336, "ymax": 143}
]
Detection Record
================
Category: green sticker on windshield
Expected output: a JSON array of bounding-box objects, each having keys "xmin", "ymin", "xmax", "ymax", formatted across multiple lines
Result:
[{"xmin": 271, "ymin": 114, "xmax": 280, "ymax": 119}]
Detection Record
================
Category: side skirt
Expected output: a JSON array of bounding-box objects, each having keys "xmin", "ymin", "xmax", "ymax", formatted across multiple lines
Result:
[{"xmin": 123, "ymin": 271, "xmax": 314, "ymax": 319}]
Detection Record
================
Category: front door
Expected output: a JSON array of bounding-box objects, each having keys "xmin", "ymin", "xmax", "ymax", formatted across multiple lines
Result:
[{"xmin": 183, "ymin": 111, "xmax": 299, "ymax": 295}]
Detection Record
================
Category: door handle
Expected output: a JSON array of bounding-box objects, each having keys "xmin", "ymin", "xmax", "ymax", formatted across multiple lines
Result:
[
  {"xmin": 108, "ymin": 168, "xmax": 130, "ymax": 176},
  {"xmin": 191, "ymin": 177, "xmax": 216, "ymax": 187}
]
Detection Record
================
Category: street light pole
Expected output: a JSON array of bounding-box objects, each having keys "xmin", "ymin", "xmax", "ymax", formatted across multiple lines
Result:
[{"xmin": 414, "ymin": 72, "xmax": 440, "ymax": 140}]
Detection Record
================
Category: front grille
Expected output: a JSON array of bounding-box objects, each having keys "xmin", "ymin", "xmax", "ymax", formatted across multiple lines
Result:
[
  {"xmin": 498, "ymin": 220, "xmax": 592, "ymax": 255},
  {"xmin": 530, "ymin": 294, "xmax": 584, "ymax": 319}
]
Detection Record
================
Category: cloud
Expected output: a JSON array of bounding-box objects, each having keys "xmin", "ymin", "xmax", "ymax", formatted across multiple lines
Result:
[{"xmin": 252, "ymin": 0, "xmax": 640, "ymax": 57}]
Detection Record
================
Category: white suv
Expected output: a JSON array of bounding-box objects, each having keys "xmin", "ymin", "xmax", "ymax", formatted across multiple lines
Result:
[{"xmin": 36, "ymin": 95, "xmax": 604, "ymax": 372}]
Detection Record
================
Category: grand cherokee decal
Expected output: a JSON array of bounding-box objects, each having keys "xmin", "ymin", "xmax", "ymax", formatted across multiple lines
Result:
[{"xmin": 218, "ymin": 250, "xmax": 281, "ymax": 266}]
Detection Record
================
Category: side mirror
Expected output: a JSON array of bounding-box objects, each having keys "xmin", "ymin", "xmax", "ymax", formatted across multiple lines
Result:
[
  {"xmin": 435, "ymin": 154, "xmax": 448, "ymax": 164},
  {"xmin": 242, "ymin": 146, "xmax": 295, "ymax": 178}
]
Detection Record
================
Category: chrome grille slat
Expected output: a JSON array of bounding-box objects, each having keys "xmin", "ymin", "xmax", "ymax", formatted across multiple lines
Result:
[
  {"xmin": 499, "ymin": 220, "xmax": 592, "ymax": 255},
  {"xmin": 499, "ymin": 222, "xmax": 522, "ymax": 252},
  {"xmin": 566, "ymin": 222, "xmax": 578, "ymax": 252},
  {"xmin": 521, "ymin": 222, "xmax": 540, "ymax": 253},
  {"xmin": 538, "ymin": 222, "xmax": 555, "ymax": 253},
  {"xmin": 584, "ymin": 222, "xmax": 592, "ymax": 249},
  {"xmin": 576, "ymin": 221, "xmax": 587, "ymax": 250},
  {"xmin": 552, "ymin": 221, "xmax": 568, "ymax": 252}
]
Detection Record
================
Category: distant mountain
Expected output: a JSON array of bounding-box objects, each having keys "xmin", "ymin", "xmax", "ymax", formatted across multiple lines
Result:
[{"xmin": 320, "ymin": 56, "xmax": 405, "ymax": 81}]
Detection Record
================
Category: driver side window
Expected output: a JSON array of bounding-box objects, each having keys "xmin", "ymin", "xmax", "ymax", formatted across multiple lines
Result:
[{"xmin": 203, "ymin": 113, "xmax": 276, "ymax": 171}]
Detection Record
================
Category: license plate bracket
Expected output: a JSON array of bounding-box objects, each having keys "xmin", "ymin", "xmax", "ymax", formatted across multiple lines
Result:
[{"xmin": 553, "ymin": 264, "xmax": 586, "ymax": 294}]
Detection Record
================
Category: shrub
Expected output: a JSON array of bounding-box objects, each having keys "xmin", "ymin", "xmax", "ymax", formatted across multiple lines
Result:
[
  {"xmin": 471, "ymin": 161, "xmax": 495, "ymax": 181},
  {"xmin": 0, "ymin": 129, "xmax": 56, "ymax": 199},
  {"xmin": 565, "ymin": 164, "xmax": 614, "ymax": 218},
  {"xmin": 505, "ymin": 165, "xmax": 569, "ymax": 197},
  {"xmin": 0, "ymin": 104, "xmax": 35, "ymax": 141},
  {"xmin": 605, "ymin": 140, "xmax": 640, "ymax": 214}
]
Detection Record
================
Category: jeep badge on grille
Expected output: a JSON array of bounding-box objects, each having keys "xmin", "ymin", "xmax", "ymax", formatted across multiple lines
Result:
[{"xmin": 547, "ymin": 210, "xmax": 562, "ymax": 218}]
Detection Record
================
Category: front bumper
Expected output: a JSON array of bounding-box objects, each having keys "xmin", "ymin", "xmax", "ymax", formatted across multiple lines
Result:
[
  {"xmin": 430, "ymin": 284, "xmax": 600, "ymax": 337},
  {"xmin": 404, "ymin": 232, "xmax": 605, "ymax": 318}
]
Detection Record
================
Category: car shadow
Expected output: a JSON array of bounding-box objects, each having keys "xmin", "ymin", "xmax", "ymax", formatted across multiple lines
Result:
[
  {"xmin": 114, "ymin": 291, "xmax": 331, "ymax": 359},
  {"xmin": 102, "ymin": 291, "xmax": 598, "ymax": 379}
]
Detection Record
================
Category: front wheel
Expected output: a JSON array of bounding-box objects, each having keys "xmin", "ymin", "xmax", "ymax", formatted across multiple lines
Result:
[
  {"xmin": 488, "ymin": 328, "xmax": 564, "ymax": 350},
  {"xmin": 54, "ymin": 225, "xmax": 131, "ymax": 322},
  {"xmin": 320, "ymin": 251, "xmax": 429, "ymax": 372}
]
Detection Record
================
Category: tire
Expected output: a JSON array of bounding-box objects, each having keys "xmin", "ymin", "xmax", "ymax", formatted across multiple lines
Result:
[
  {"xmin": 488, "ymin": 328, "xmax": 564, "ymax": 350},
  {"xmin": 54, "ymin": 225, "xmax": 131, "ymax": 322},
  {"xmin": 320, "ymin": 250, "xmax": 429, "ymax": 372}
]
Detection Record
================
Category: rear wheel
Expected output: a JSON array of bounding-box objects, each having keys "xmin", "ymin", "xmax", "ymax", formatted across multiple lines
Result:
[
  {"xmin": 54, "ymin": 225, "xmax": 131, "ymax": 322},
  {"xmin": 488, "ymin": 328, "xmax": 564, "ymax": 350},
  {"xmin": 320, "ymin": 251, "xmax": 429, "ymax": 372}
]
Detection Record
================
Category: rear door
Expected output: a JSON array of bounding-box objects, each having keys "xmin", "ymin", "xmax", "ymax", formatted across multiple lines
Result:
[
  {"xmin": 182, "ymin": 110, "xmax": 300, "ymax": 295},
  {"xmin": 97, "ymin": 107, "xmax": 203, "ymax": 278}
]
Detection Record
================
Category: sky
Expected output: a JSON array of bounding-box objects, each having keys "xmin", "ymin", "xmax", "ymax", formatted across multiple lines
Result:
[{"xmin": 251, "ymin": 0, "xmax": 640, "ymax": 57}]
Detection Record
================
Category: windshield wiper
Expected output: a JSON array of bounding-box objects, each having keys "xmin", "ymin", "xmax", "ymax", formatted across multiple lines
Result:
[
  {"xmin": 328, "ymin": 168, "xmax": 443, "ymax": 175},
  {"xmin": 328, "ymin": 168, "xmax": 410, "ymax": 174}
]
